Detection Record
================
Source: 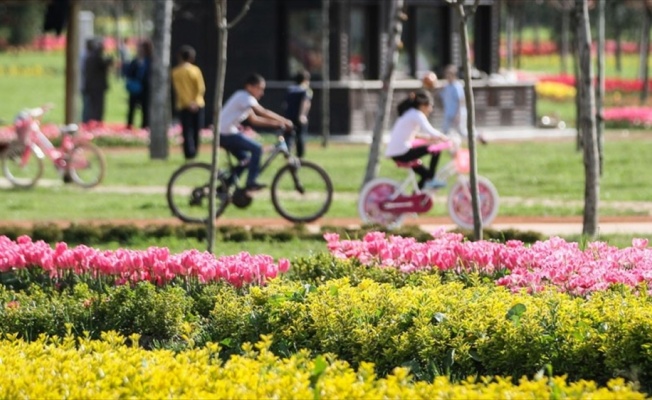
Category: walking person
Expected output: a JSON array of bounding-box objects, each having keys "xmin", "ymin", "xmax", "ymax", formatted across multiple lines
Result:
[
  {"xmin": 125, "ymin": 39, "xmax": 152, "ymax": 130},
  {"xmin": 219, "ymin": 73, "xmax": 293, "ymax": 191},
  {"xmin": 439, "ymin": 64, "xmax": 487, "ymax": 144},
  {"xmin": 282, "ymin": 70, "xmax": 312, "ymax": 158},
  {"xmin": 79, "ymin": 38, "xmax": 95, "ymax": 124},
  {"xmin": 82, "ymin": 38, "xmax": 112, "ymax": 124},
  {"xmin": 171, "ymin": 45, "xmax": 206, "ymax": 160}
]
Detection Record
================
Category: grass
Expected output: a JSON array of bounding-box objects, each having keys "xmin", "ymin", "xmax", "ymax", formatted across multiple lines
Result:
[
  {"xmin": 1, "ymin": 133, "xmax": 651, "ymax": 223},
  {"xmin": 0, "ymin": 50, "xmax": 129, "ymax": 125},
  {"xmin": 1, "ymin": 49, "xmax": 651, "ymax": 246}
]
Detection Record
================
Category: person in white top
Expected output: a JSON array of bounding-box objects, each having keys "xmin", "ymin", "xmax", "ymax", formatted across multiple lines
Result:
[
  {"xmin": 385, "ymin": 89, "xmax": 451, "ymax": 190},
  {"xmin": 219, "ymin": 73, "xmax": 293, "ymax": 191}
]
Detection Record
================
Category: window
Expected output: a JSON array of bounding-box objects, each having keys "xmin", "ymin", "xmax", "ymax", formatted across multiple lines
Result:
[
  {"xmin": 415, "ymin": 7, "xmax": 444, "ymax": 77},
  {"xmin": 287, "ymin": 9, "xmax": 323, "ymax": 79},
  {"xmin": 349, "ymin": 7, "xmax": 367, "ymax": 79}
]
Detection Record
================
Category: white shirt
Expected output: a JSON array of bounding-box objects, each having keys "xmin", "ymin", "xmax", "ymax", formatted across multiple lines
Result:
[
  {"xmin": 385, "ymin": 108, "xmax": 446, "ymax": 157},
  {"xmin": 219, "ymin": 90, "xmax": 259, "ymax": 134}
]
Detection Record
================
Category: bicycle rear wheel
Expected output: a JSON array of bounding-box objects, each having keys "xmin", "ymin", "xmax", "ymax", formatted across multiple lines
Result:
[
  {"xmin": 270, "ymin": 159, "xmax": 333, "ymax": 223},
  {"xmin": 67, "ymin": 143, "xmax": 106, "ymax": 188},
  {"xmin": 358, "ymin": 178, "xmax": 405, "ymax": 228},
  {"xmin": 447, "ymin": 175, "xmax": 499, "ymax": 230},
  {"xmin": 1, "ymin": 142, "xmax": 44, "ymax": 188},
  {"xmin": 167, "ymin": 162, "xmax": 230, "ymax": 223}
]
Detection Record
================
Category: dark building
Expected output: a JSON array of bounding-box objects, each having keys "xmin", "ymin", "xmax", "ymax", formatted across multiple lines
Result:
[{"xmin": 171, "ymin": 0, "xmax": 536, "ymax": 136}]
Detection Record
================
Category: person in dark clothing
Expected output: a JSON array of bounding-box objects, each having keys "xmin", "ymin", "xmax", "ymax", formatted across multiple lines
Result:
[
  {"xmin": 283, "ymin": 70, "xmax": 312, "ymax": 158},
  {"xmin": 125, "ymin": 39, "xmax": 153, "ymax": 130},
  {"xmin": 82, "ymin": 38, "xmax": 112, "ymax": 123}
]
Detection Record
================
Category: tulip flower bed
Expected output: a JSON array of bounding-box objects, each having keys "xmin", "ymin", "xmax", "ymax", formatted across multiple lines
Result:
[
  {"xmin": 325, "ymin": 230, "xmax": 652, "ymax": 297},
  {"xmin": 2, "ymin": 232, "xmax": 652, "ymax": 394},
  {"xmin": 533, "ymin": 74, "xmax": 652, "ymax": 128},
  {"xmin": 0, "ymin": 235, "xmax": 289, "ymax": 288},
  {"xmin": 0, "ymin": 121, "xmax": 214, "ymax": 147}
]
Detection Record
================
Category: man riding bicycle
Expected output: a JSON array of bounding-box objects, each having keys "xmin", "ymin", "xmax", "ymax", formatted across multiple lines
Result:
[{"xmin": 219, "ymin": 73, "xmax": 294, "ymax": 191}]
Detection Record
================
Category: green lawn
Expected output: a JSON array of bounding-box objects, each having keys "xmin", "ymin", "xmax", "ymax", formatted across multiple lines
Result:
[{"xmin": 2, "ymin": 133, "xmax": 651, "ymax": 223}]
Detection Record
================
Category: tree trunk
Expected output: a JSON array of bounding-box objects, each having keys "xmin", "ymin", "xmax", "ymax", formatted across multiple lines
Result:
[
  {"xmin": 207, "ymin": 0, "xmax": 229, "ymax": 253},
  {"xmin": 65, "ymin": 0, "xmax": 80, "ymax": 124},
  {"xmin": 148, "ymin": 0, "xmax": 173, "ymax": 160},
  {"xmin": 321, "ymin": 0, "xmax": 330, "ymax": 147},
  {"xmin": 561, "ymin": 8, "xmax": 570, "ymax": 75},
  {"xmin": 455, "ymin": 0, "xmax": 483, "ymax": 241},
  {"xmin": 614, "ymin": 0, "xmax": 623, "ymax": 75},
  {"xmin": 207, "ymin": 0, "xmax": 252, "ymax": 253},
  {"xmin": 506, "ymin": 6, "xmax": 514, "ymax": 70},
  {"xmin": 596, "ymin": 0, "xmax": 605, "ymax": 176},
  {"xmin": 575, "ymin": 0, "xmax": 600, "ymax": 237},
  {"xmin": 516, "ymin": 5, "xmax": 523, "ymax": 69},
  {"xmin": 639, "ymin": 7, "xmax": 651, "ymax": 104},
  {"xmin": 362, "ymin": 0, "xmax": 404, "ymax": 186}
]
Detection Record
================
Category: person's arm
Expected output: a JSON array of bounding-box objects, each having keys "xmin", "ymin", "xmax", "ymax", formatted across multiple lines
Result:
[
  {"xmin": 414, "ymin": 112, "xmax": 448, "ymax": 142},
  {"xmin": 299, "ymin": 97, "xmax": 311, "ymax": 125},
  {"xmin": 251, "ymin": 104, "xmax": 293, "ymax": 130}
]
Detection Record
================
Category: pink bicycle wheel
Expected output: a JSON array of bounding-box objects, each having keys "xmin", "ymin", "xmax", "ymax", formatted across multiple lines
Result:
[
  {"xmin": 447, "ymin": 176, "xmax": 499, "ymax": 230},
  {"xmin": 358, "ymin": 178, "xmax": 405, "ymax": 227}
]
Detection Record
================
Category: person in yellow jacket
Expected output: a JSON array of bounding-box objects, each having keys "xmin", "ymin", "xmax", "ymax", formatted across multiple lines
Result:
[{"xmin": 171, "ymin": 45, "xmax": 206, "ymax": 160}]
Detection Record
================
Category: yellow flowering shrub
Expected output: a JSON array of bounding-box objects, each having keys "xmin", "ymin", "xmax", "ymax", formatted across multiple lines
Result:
[
  {"xmin": 536, "ymin": 80, "xmax": 576, "ymax": 100},
  {"xmin": 0, "ymin": 333, "xmax": 645, "ymax": 399},
  {"xmin": 206, "ymin": 277, "xmax": 652, "ymax": 387}
]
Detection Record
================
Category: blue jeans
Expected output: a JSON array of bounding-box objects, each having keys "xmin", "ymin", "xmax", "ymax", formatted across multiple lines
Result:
[{"xmin": 220, "ymin": 133, "xmax": 262, "ymax": 187}]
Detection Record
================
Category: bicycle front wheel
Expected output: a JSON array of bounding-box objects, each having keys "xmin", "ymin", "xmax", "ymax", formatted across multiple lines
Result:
[
  {"xmin": 271, "ymin": 159, "xmax": 333, "ymax": 223},
  {"xmin": 447, "ymin": 175, "xmax": 499, "ymax": 230},
  {"xmin": 358, "ymin": 178, "xmax": 405, "ymax": 228},
  {"xmin": 167, "ymin": 162, "xmax": 230, "ymax": 224},
  {"xmin": 67, "ymin": 143, "xmax": 106, "ymax": 188},
  {"xmin": 1, "ymin": 143, "xmax": 44, "ymax": 189}
]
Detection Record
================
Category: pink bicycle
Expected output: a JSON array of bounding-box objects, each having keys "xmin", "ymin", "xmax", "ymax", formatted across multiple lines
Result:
[
  {"xmin": 0, "ymin": 105, "xmax": 106, "ymax": 189},
  {"xmin": 358, "ymin": 141, "xmax": 499, "ymax": 230}
]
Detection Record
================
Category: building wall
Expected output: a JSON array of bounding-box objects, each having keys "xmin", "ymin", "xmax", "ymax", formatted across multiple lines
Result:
[{"xmin": 171, "ymin": 0, "xmax": 535, "ymax": 134}]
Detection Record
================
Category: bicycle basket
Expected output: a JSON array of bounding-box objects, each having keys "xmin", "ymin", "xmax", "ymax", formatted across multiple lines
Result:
[{"xmin": 455, "ymin": 149, "xmax": 470, "ymax": 174}]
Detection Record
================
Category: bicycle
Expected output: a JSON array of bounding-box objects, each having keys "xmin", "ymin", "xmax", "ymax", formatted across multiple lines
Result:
[
  {"xmin": 358, "ymin": 140, "xmax": 499, "ymax": 230},
  {"xmin": 167, "ymin": 134, "xmax": 333, "ymax": 224},
  {"xmin": 0, "ymin": 105, "xmax": 106, "ymax": 189}
]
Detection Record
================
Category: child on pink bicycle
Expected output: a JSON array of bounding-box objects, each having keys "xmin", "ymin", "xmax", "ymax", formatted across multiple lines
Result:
[{"xmin": 385, "ymin": 89, "xmax": 452, "ymax": 190}]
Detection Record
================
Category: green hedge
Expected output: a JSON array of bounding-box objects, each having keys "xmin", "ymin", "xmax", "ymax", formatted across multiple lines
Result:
[
  {"xmin": 2, "ymin": 267, "xmax": 652, "ymax": 390},
  {"xmin": 0, "ymin": 222, "xmax": 545, "ymax": 246}
]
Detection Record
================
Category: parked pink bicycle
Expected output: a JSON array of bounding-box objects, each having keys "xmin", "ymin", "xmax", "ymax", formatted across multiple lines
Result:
[
  {"xmin": 0, "ymin": 105, "xmax": 105, "ymax": 189},
  {"xmin": 358, "ymin": 140, "xmax": 499, "ymax": 230}
]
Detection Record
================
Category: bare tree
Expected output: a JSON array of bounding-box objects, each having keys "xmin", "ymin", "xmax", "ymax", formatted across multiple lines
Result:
[
  {"xmin": 321, "ymin": 0, "xmax": 331, "ymax": 148},
  {"xmin": 64, "ymin": 0, "xmax": 81, "ymax": 124},
  {"xmin": 639, "ymin": 2, "xmax": 652, "ymax": 104},
  {"xmin": 447, "ymin": 0, "xmax": 483, "ymax": 240},
  {"xmin": 596, "ymin": 0, "xmax": 605, "ymax": 175},
  {"xmin": 549, "ymin": 0, "xmax": 574, "ymax": 75},
  {"xmin": 575, "ymin": 0, "xmax": 600, "ymax": 237},
  {"xmin": 148, "ymin": 0, "xmax": 173, "ymax": 160},
  {"xmin": 362, "ymin": 0, "xmax": 405, "ymax": 186},
  {"xmin": 207, "ymin": 0, "xmax": 253, "ymax": 253}
]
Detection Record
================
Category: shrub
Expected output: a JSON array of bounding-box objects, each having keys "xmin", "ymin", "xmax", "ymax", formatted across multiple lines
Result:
[
  {"xmin": 31, "ymin": 222, "xmax": 63, "ymax": 243},
  {"xmin": 62, "ymin": 223, "xmax": 103, "ymax": 245},
  {"xmin": 99, "ymin": 223, "xmax": 140, "ymax": 244}
]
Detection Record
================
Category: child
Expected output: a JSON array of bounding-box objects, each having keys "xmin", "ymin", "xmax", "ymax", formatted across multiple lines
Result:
[
  {"xmin": 283, "ymin": 70, "xmax": 312, "ymax": 158},
  {"xmin": 385, "ymin": 90, "xmax": 451, "ymax": 190}
]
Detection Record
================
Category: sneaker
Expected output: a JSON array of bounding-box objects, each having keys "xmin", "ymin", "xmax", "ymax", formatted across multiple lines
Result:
[
  {"xmin": 245, "ymin": 182, "xmax": 267, "ymax": 192},
  {"xmin": 478, "ymin": 134, "xmax": 488, "ymax": 145},
  {"xmin": 422, "ymin": 178, "xmax": 447, "ymax": 190}
]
